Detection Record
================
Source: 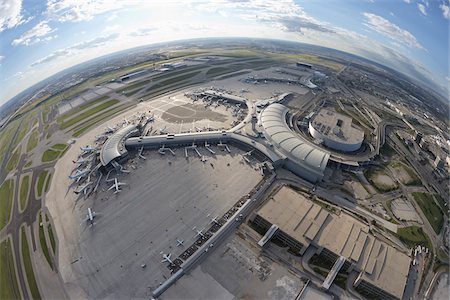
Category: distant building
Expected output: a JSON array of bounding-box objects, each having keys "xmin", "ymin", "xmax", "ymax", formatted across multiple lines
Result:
[
  {"xmin": 296, "ymin": 62, "xmax": 312, "ymax": 69},
  {"xmin": 118, "ymin": 69, "xmax": 151, "ymax": 82},
  {"xmin": 434, "ymin": 157, "xmax": 444, "ymax": 169},
  {"xmin": 308, "ymin": 109, "xmax": 364, "ymax": 152},
  {"xmin": 414, "ymin": 131, "xmax": 423, "ymax": 144},
  {"xmin": 419, "ymin": 139, "xmax": 429, "ymax": 151}
]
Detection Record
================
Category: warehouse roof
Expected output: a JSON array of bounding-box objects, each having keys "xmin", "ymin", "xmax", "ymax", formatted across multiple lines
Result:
[{"xmin": 257, "ymin": 187, "xmax": 410, "ymax": 299}]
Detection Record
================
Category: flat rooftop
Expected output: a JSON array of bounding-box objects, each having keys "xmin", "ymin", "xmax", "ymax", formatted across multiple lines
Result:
[
  {"xmin": 310, "ymin": 109, "xmax": 364, "ymax": 144},
  {"xmin": 256, "ymin": 187, "xmax": 410, "ymax": 299}
]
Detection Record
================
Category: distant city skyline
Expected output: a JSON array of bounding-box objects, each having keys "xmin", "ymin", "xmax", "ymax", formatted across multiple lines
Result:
[{"xmin": 0, "ymin": 0, "xmax": 448, "ymax": 105}]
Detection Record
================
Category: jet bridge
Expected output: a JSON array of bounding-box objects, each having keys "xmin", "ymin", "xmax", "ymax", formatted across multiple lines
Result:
[
  {"xmin": 258, "ymin": 224, "xmax": 279, "ymax": 247},
  {"xmin": 321, "ymin": 256, "xmax": 346, "ymax": 290}
]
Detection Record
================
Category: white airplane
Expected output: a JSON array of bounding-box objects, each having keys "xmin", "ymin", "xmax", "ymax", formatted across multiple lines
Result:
[
  {"xmin": 69, "ymin": 168, "xmax": 90, "ymax": 180},
  {"xmin": 210, "ymin": 216, "xmax": 220, "ymax": 225},
  {"xmin": 243, "ymin": 150, "xmax": 254, "ymax": 156},
  {"xmin": 72, "ymin": 158, "xmax": 87, "ymax": 166},
  {"xmin": 105, "ymin": 126, "xmax": 115, "ymax": 134},
  {"xmin": 81, "ymin": 208, "xmax": 99, "ymax": 227},
  {"xmin": 193, "ymin": 227, "xmax": 205, "ymax": 238},
  {"xmin": 201, "ymin": 155, "xmax": 208, "ymax": 163},
  {"xmin": 108, "ymin": 178, "xmax": 127, "ymax": 194},
  {"xmin": 161, "ymin": 252, "xmax": 174, "ymax": 265},
  {"xmin": 138, "ymin": 146, "xmax": 146, "ymax": 160},
  {"xmin": 74, "ymin": 181, "xmax": 92, "ymax": 195},
  {"xmin": 176, "ymin": 239, "xmax": 184, "ymax": 247},
  {"xmin": 80, "ymin": 145, "xmax": 95, "ymax": 152}
]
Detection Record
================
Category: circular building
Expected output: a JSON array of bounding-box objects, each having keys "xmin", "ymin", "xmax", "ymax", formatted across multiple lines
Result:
[{"xmin": 308, "ymin": 109, "xmax": 364, "ymax": 152}]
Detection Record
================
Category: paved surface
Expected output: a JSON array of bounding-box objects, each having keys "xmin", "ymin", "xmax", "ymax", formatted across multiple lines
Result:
[{"xmin": 56, "ymin": 146, "xmax": 262, "ymax": 298}]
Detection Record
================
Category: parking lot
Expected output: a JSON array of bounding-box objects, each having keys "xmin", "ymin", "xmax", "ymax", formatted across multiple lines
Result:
[{"xmin": 68, "ymin": 145, "xmax": 262, "ymax": 298}]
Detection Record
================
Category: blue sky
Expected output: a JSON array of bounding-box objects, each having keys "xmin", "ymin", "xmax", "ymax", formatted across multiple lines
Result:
[{"xmin": 0, "ymin": 0, "xmax": 448, "ymax": 105}]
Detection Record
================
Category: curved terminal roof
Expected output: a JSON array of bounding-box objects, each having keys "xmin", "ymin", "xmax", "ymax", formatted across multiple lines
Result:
[
  {"xmin": 125, "ymin": 131, "xmax": 283, "ymax": 164},
  {"xmin": 100, "ymin": 125, "xmax": 138, "ymax": 166},
  {"xmin": 261, "ymin": 103, "xmax": 330, "ymax": 178}
]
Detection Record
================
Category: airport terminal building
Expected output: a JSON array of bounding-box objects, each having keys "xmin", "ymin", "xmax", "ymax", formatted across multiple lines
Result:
[
  {"xmin": 308, "ymin": 109, "xmax": 364, "ymax": 152},
  {"xmin": 260, "ymin": 103, "xmax": 330, "ymax": 182},
  {"xmin": 251, "ymin": 187, "xmax": 411, "ymax": 300}
]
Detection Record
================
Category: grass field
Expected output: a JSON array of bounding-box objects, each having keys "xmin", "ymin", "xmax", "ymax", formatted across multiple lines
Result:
[
  {"xmin": 0, "ymin": 237, "xmax": 21, "ymax": 299},
  {"xmin": 19, "ymin": 174, "xmax": 30, "ymax": 212},
  {"xmin": 59, "ymin": 99, "xmax": 120, "ymax": 129},
  {"xmin": 21, "ymin": 226, "xmax": 42, "ymax": 299},
  {"xmin": 51, "ymin": 143, "xmax": 67, "ymax": 151},
  {"xmin": 44, "ymin": 173, "xmax": 52, "ymax": 193},
  {"xmin": 0, "ymin": 179, "xmax": 14, "ymax": 230},
  {"xmin": 72, "ymin": 103, "xmax": 133, "ymax": 137},
  {"xmin": 412, "ymin": 192, "xmax": 444, "ymax": 233},
  {"xmin": 6, "ymin": 145, "xmax": 21, "ymax": 172},
  {"xmin": 36, "ymin": 170, "xmax": 48, "ymax": 198},
  {"xmin": 57, "ymin": 95, "xmax": 109, "ymax": 122},
  {"xmin": 364, "ymin": 166, "xmax": 397, "ymax": 192},
  {"xmin": 38, "ymin": 213, "xmax": 53, "ymax": 269},
  {"xmin": 47, "ymin": 223, "xmax": 56, "ymax": 254},
  {"xmin": 396, "ymin": 226, "xmax": 432, "ymax": 249},
  {"xmin": 26, "ymin": 129, "xmax": 39, "ymax": 153},
  {"xmin": 41, "ymin": 149, "xmax": 60, "ymax": 162}
]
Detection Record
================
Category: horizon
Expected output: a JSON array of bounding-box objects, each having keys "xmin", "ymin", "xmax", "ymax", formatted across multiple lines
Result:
[{"xmin": 0, "ymin": 0, "xmax": 449, "ymax": 106}]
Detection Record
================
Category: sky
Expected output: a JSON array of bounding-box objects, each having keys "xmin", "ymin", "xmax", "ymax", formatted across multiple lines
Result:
[{"xmin": 0, "ymin": 0, "xmax": 448, "ymax": 105}]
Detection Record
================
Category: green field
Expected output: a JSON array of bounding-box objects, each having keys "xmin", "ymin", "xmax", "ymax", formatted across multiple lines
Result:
[
  {"xmin": 72, "ymin": 103, "xmax": 132, "ymax": 137},
  {"xmin": 38, "ymin": 213, "xmax": 53, "ymax": 269},
  {"xmin": 47, "ymin": 223, "xmax": 56, "ymax": 254},
  {"xmin": 21, "ymin": 227, "xmax": 42, "ymax": 299},
  {"xmin": 0, "ymin": 179, "xmax": 14, "ymax": 230},
  {"xmin": 44, "ymin": 173, "xmax": 52, "ymax": 193},
  {"xmin": 19, "ymin": 174, "xmax": 30, "ymax": 212},
  {"xmin": 41, "ymin": 149, "xmax": 60, "ymax": 162},
  {"xmin": 26, "ymin": 129, "xmax": 39, "ymax": 152},
  {"xmin": 396, "ymin": 226, "xmax": 431, "ymax": 249},
  {"xmin": 0, "ymin": 237, "xmax": 21, "ymax": 299},
  {"xmin": 412, "ymin": 192, "xmax": 444, "ymax": 234},
  {"xmin": 51, "ymin": 143, "xmax": 67, "ymax": 151},
  {"xmin": 60, "ymin": 99, "xmax": 120, "ymax": 129},
  {"xmin": 57, "ymin": 95, "xmax": 109, "ymax": 122},
  {"xmin": 36, "ymin": 170, "xmax": 49, "ymax": 198},
  {"xmin": 6, "ymin": 145, "xmax": 21, "ymax": 172},
  {"xmin": 157, "ymin": 70, "xmax": 202, "ymax": 87}
]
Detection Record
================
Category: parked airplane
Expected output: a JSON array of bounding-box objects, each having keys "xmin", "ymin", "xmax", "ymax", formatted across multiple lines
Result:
[
  {"xmin": 80, "ymin": 145, "xmax": 95, "ymax": 152},
  {"xmin": 105, "ymin": 126, "xmax": 115, "ymax": 134},
  {"xmin": 81, "ymin": 208, "xmax": 99, "ymax": 227},
  {"xmin": 201, "ymin": 155, "xmax": 208, "ymax": 163},
  {"xmin": 69, "ymin": 168, "xmax": 90, "ymax": 181},
  {"xmin": 138, "ymin": 146, "xmax": 146, "ymax": 160},
  {"xmin": 176, "ymin": 239, "xmax": 184, "ymax": 247},
  {"xmin": 161, "ymin": 252, "xmax": 174, "ymax": 265},
  {"xmin": 193, "ymin": 227, "xmax": 205, "ymax": 238},
  {"xmin": 108, "ymin": 178, "xmax": 127, "ymax": 194},
  {"xmin": 210, "ymin": 217, "xmax": 220, "ymax": 225},
  {"xmin": 243, "ymin": 150, "xmax": 254, "ymax": 156},
  {"xmin": 74, "ymin": 181, "xmax": 92, "ymax": 195}
]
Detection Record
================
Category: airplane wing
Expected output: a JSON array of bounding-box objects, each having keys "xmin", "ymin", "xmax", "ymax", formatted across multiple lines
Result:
[{"xmin": 107, "ymin": 184, "xmax": 116, "ymax": 191}]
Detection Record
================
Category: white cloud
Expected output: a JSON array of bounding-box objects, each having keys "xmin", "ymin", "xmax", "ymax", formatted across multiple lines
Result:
[
  {"xmin": 45, "ymin": 0, "xmax": 137, "ymax": 23},
  {"xmin": 417, "ymin": 3, "xmax": 427, "ymax": 16},
  {"xmin": 440, "ymin": 2, "xmax": 450, "ymax": 19},
  {"xmin": 0, "ymin": 55, "xmax": 4, "ymax": 61},
  {"xmin": 0, "ymin": 0, "xmax": 25, "ymax": 31},
  {"xmin": 30, "ymin": 33, "xmax": 119, "ymax": 66},
  {"xmin": 403, "ymin": 0, "xmax": 411, "ymax": 3},
  {"xmin": 363, "ymin": 13, "xmax": 425, "ymax": 50},
  {"xmin": 12, "ymin": 21, "xmax": 57, "ymax": 46}
]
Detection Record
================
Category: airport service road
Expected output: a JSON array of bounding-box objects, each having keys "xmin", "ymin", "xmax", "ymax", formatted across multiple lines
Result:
[{"xmin": 65, "ymin": 146, "xmax": 262, "ymax": 298}]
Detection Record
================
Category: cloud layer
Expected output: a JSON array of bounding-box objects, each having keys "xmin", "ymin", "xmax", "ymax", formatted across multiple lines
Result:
[{"xmin": 363, "ymin": 13, "xmax": 425, "ymax": 50}]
